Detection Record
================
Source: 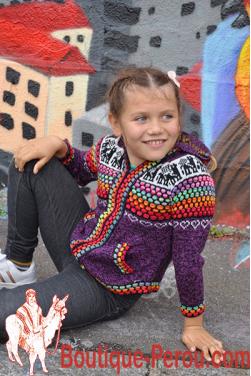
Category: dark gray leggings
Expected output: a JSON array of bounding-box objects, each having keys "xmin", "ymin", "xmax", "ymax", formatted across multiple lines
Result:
[{"xmin": 0, "ymin": 157, "xmax": 140, "ymax": 343}]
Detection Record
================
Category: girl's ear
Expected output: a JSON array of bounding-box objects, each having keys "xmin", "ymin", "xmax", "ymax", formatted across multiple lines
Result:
[{"xmin": 108, "ymin": 112, "xmax": 122, "ymax": 137}]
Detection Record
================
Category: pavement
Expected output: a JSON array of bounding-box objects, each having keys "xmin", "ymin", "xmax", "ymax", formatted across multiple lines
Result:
[{"xmin": 0, "ymin": 210, "xmax": 249, "ymax": 375}]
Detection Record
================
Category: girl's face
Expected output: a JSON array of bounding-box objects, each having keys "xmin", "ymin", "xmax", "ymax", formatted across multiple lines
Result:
[{"xmin": 109, "ymin": 83, "xmax": 181, "ymax": 167}]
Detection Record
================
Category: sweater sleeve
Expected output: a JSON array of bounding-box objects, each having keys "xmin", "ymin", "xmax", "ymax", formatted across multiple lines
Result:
[
  {"xmin": 170, "ymin": 157, "xmax": 216, "ymax": 318},
  {"xmin": 56, "ymin": 137, "xmax": 104, "ymax": 187}
]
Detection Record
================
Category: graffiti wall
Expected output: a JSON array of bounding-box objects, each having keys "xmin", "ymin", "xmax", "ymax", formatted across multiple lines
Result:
[{"xmin": 0, "ymin": 0, "xmax": 249, "ymax": 227}]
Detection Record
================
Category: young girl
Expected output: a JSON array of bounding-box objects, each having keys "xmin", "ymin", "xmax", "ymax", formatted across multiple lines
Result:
[{"xmin": 0, "ymin": 66, "xmax": 224, "ymax": 363}]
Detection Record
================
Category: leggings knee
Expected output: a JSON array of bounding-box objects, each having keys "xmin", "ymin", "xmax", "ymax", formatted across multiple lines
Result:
[{"xmin": 9, "ymin": 157, "xmax": 38, "ymax": 174}]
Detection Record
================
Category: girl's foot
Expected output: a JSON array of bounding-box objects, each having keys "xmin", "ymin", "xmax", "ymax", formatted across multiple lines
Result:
[{"xmin": 0, "ymin": 253, "xmax": 37, "ymax": 289}]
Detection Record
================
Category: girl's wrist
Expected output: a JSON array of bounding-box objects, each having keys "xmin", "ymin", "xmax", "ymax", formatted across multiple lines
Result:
[
  {"xmin": 184, "ymin": 325, "xmax": 203, "ymax": 330},
  {"xmin": 54, "ymin": 138, "xmax": 68, "ymax": 158},
  {"xmin": 183, "ymin": 313, "xmax": 204, "ymax": 329}
]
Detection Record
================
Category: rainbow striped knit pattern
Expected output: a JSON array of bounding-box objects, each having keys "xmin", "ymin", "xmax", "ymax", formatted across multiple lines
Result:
[{"xmin": 58, "ymin": 132, "xmax": 215, "ymax": 318}]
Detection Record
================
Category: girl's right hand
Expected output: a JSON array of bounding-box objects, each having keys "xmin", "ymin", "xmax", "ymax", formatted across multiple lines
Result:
[{"xmin": 13, "ymin": 135, "xmax": 67, "ymax": 174}]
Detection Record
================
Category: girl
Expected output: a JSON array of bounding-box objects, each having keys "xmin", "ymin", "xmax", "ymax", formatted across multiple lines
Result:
[{"xmin": 0, "ymin": 66, "xmax": 224, "ymax": 363}]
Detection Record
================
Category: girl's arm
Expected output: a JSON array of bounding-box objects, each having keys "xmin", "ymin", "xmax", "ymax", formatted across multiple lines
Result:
[
  {"xmin": 171, "ymin": 160, "xmax": 215, "ymax": 318},
  {"xmin": 170, "ymin": 158, "xmax": 224, "ymax": 362},
  {"xmin": 56, "ymin": 137, "xmax": 104, "ymax": 187}
]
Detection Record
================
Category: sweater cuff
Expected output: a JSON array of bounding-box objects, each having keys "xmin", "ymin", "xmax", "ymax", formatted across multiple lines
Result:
[
  {"xmin": 180, "ymin": 303, "xmax": 206, "ymax": 317},
  {"xmin": 57, "ymin": 138, "xmax": 74, "ymax": 165}
]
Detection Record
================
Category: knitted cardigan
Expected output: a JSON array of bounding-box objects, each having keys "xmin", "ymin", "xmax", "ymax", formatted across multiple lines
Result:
[{"xmin": 58, "ymin": 132, "xmax": 216, "ymax": 318}]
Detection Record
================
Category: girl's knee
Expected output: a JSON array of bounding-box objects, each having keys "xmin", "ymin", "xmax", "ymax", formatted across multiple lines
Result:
[
  {"xmin": 23, "ymin": 159, "xmax": 39, "ymax": 173},
  {"xmin": 9, "ymin": 157, "xmax": 38, "ymax": 174},
  {"xmin": 8, "ymin": 157, "xmax": 17, "ymax": 174}
]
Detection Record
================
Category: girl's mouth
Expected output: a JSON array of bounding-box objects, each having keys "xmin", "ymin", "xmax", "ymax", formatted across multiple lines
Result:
[{"xmin": 143, "ymin": 140, "xmax": 166, "ymax": 147}]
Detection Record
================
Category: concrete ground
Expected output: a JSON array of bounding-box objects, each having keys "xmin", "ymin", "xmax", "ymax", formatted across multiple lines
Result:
[{"xmin": 0, "ymin": 216, "xmax": 249, "ymax": 375}]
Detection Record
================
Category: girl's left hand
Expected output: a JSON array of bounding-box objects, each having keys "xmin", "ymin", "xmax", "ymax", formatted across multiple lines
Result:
[{"xmin": 181, "ymin": 326, "xmax": 225, "ymax": 363}]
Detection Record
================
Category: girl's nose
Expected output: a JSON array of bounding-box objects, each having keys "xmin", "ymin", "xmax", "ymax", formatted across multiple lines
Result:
[{"xmin": 148, "ymin": 120, "xmax": 162, "ymax": 134}]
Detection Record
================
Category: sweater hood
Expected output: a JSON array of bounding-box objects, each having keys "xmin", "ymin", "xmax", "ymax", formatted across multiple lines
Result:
[
  {"xmin": 117, "ymin": 131, "xmax": 212, "ymax": 169},
  {"xmin": 175, "ymin": 131, "xmax": 212, "ymax": 166}
]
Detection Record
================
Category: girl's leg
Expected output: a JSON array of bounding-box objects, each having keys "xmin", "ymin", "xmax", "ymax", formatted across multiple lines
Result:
[
  {"xmin": 4, "ymin": 157, "xmax": 90, "ymax": 271},
  {"xmin": 0, "ymin": 157, "xmax": 141, "ymax": 342},
  {"xmin": 0, "ymin": 260, "xmax": 141, "ymax": 343}
]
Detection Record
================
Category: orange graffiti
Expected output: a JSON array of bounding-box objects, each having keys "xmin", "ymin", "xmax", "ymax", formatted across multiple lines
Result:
[
  {"xmin": 179, "ymin": 62, "xmax": 202, "ymax": 112},
  {"xmin": 235, "ymin": 36, "xmax": 250, "ymax": 119},
  {"xmin": 244, "ymin": 0, "xmax": 250, "ymax": 16}
]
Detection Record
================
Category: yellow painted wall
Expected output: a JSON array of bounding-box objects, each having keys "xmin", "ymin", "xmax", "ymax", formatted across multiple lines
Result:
[
  {"xmin": 46, "ymin": 74, "xmax": 89, "ymax": 143},
  {"xmin": 0, "ymin": 58, "xmax": 49, "ymax": 153},
  {"xmin": 51, "ymin": 27, "xmax": 93, "ymax": 59}
]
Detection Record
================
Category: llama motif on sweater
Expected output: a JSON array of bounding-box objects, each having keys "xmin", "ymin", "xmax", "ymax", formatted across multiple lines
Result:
[{"xmin": 58, "ymin": 132, "xmax": 215, "ymax": 317}]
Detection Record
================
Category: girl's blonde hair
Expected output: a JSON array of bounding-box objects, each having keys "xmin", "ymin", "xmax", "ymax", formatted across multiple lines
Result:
[
  {"xmin": 105, "ymin": 66, "xmax": 217, "ymax": 173},
  {"xmin": 207, "ymin": 155, "xmax": 218, "ymax": 173},
  {"xmin": 105, "ymin": 66, "xmax": 181, "ymax": 118}
]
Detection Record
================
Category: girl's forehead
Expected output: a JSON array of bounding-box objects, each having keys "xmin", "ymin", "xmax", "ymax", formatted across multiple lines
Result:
[{"xmin": 123, "ymin": 84, "xmax": 177, "ymax": 107}]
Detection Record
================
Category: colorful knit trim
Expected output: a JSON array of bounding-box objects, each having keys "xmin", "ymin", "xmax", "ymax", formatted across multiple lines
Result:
[
  {"xmin": 97, "ymin": 164, "xmax": 118, "ymax": 199},
  {"xmin": 97, "ymin": 173, "xmax": 115, "ymax": 199},
  {"xmin": 61, "ymin": 139, "xmax": 74, "ymax": 165},
  {"xmin": 61, "ymin": 138, "xmax": 102, "ymax": 175},
  {"xmin": 83, "ymin": 211, "xmax": 96, "ymax": 221},
  {"xmin": 180, "ymin": 303, "xmax": 206, "ymax": 317},
  {"xmin": 96, "ymin": 278, "xmax": 160, "ymax": 295},
  {"xmin": 71, "ymin": 172, "xmax": 125, "ymax": 255},
  {"xmin": 113, "ymin": 243, "xmax": 133, "ymax": 274},
  {"xmin": 70, "ymin": 160, "xmax": 158, "ymax": 258},
  {"xmin": 126, "ymin": 181, "xmax": 172, "ymax": 221},
  {"xmin": 172, "ymin": 175, "xmax": 215, "ymax": 219},
  {"xmin": 86, "ymin": 144, "xmax": 99, "ymax": 174}
]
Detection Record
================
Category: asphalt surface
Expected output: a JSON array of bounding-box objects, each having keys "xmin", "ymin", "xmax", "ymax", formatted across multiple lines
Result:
[{"xmin": 0, "ymin": 216, "xmax": 249, "ymax": 375}]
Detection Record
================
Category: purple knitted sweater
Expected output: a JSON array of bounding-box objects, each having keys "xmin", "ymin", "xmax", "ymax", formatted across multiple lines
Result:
[{"xmin": 58, "ymin": 132, "xmax": 216, "ymax": 317}]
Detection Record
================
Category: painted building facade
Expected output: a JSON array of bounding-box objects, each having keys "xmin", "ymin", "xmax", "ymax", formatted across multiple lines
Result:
[{"xmin": 0, "ymin": 1, "xmax": 95, "ymax": 152}]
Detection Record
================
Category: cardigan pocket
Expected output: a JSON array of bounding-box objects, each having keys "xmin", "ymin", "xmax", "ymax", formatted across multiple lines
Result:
[{"xmin": 113, "ymin": 243, "xmax": 134, "ymax": 274}]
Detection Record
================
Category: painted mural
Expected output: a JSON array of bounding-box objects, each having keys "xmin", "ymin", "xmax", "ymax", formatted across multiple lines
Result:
[
  {"xmin": 0, "ymin": 0, "xmax": 249, "ymax": 228},
  {"xmin": 0, "ymin": 0, "xmax": 95, "ymax": 154},
  {"xmin": 179, "ymin": 0, "xmax": 250, "ymax": 227}
]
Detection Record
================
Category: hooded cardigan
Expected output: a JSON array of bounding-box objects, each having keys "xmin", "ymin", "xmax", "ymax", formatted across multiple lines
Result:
[{"xmin": 58, "ymin": 132, "xmax": 216, "ymax": 317}]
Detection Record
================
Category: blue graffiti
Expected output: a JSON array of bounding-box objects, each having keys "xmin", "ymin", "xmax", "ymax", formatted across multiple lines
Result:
[
  {"xmin": 202, "ymin": 14, "xmax": 249, "ymax": 147},
  {"xmin": 234, "ymin": 240, "xmax": 250, "ymax": 269}
]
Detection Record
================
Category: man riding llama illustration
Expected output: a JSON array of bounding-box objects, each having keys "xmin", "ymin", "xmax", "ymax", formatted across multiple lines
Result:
[{"xmin": 5, "ymin": 289, "xmax": 68, "ymax": 375}]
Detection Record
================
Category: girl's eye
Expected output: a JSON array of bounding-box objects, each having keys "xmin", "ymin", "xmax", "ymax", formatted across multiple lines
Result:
[
  {"xmin": 135, "ymin": 116, "xmax": 146, "ymax": 122},
  {"xmin": 163, "ymin": 114, "xmax": 173, "ymax": 120}
]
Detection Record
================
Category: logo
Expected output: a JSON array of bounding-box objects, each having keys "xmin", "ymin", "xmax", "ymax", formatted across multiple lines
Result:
[{"xmin": 5, "ymin": 289, "xmax": 69, "ymax": 375}]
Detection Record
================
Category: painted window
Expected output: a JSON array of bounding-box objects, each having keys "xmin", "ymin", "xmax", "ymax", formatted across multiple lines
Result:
[
  {"xmin": 149, "ymin": 36, "xmax": 162, "ymax": 48},
  {"xmin": 65, "ymin": 81, "xmax": 74, "ymax": 96},
  {"xmin": 65, "ymin": 111, "xmax": 72, "ymax": 126},
  {"xmin": 64, "ymin": 35, "xmax": 70, "ymax": 43},
  {"xmin": 82, "ymin": 132, "xmax": 94, "ymax": 147},
  {"xmin": 28, "ymin": 80, "xmax": 40, "ymax": 97},
  {"xmin": 148, "ymin": 7, "xmax": 155, "ymax": 15},
  {"xmin": 6, "ymin": 67, "xmax": 20, "ymax": 85},
  {"xmin": 25, "ymin": 102, "xmax": 39, "ymax": 120},
  {"xmin": 0, "ymin": 113, "xmax": 14, "ymax": 130},
  {"xmin": 77, "ymin": 35, "xmax": 84, "ymax": 43},
  {"xmin": 22, "ymin": 122, "xmax": 36, "ymax": 139},
  {"xmin": 3, "ymin": 91, "xmax": 15, "ymax": 106}
]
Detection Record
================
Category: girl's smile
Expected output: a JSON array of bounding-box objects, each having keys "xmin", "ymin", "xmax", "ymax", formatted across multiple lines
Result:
[{"xmin": 109, "ymin": 83, "xmax": 180, "ymax": 167}]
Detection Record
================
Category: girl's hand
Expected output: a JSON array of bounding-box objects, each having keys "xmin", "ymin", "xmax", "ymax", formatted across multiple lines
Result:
[
  {"xmin": 181, "ymin": 326, "xmax": 225, "ymax": 364},
  {"xmin": 13, "ymin": 136, "xmax": 66, "ymax": 174}
]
